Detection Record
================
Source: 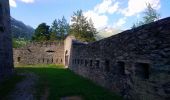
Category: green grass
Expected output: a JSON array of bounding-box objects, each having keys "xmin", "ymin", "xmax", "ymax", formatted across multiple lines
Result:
[
  {"xmin": 0, "ymin": 74, "xmax": 24, "ymax": 99},
  {"xmin": 15, "ymin": 64, "xmax": 122, "ymax": 100}
]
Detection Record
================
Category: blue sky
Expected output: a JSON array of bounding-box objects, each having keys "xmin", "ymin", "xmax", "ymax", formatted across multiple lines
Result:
[{"xmin": 10, "ymin": 0, "xmax": 170, "ymax": 30}]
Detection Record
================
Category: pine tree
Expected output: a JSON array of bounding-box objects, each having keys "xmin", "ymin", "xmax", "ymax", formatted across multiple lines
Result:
[
  {"xmin": 132, "ymin": 3, "xmax": 160, "ymax": 28},
  {"xmin": 50, "ymin": 16, "xmax": 69, "ymax": 40},
  {"xmin": 70, "ymin": 10, "xmax": 97, "ymax": 42},
  {"xmin": 143, "ymin": 3, "xmax": 160, "ymax": 24}
]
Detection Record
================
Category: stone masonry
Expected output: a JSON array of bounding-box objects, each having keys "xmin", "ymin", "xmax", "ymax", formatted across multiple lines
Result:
[
  {"xmin": 13, "ymin": 17, "xmax": 170, "ymax": 100},
  {"xmin": 66, "ymin": 17, "xmax": 170, "ymax": 100},
  {"xmin": 0, "ymin": 0, "xmax": 14, "ymax": 82},
  {"xmin": 3, "ymin": 0, "xmax": 169, "ymax": 98},
  {"xmin": 13, "ymin": 42, "xmax": 64, "ymax": 65}
]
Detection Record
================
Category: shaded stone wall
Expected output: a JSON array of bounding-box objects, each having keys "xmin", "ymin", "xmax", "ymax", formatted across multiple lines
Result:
[
  {"xmin": 69, "ymin": 17, "xmax": 170, "ymax": 100},
  {"xmin": 13, "ymin": 42, "xmax": 64, "ymax": 65},
  {"xmin": 0, "ymin": 0, "xmax": 14, "ymax": 82}
]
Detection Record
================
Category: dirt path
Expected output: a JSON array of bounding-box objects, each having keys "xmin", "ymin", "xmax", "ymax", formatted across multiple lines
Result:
[{"xmin": 8, "ymin": 72, "xmax": 38, "ymax": 100}]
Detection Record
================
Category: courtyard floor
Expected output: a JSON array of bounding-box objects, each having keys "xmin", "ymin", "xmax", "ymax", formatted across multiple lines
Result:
[{"xmin": 0, "ymin": 64, "xmax": 122, "ymax": 100}]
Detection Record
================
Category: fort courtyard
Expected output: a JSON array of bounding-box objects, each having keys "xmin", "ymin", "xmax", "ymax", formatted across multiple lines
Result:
[{"xmin": 0, "ymin": 0, "xmax": 170, "ymax": 100}]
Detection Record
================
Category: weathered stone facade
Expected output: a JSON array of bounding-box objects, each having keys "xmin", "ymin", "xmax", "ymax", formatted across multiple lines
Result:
[
  {"xmin": 66, "ymin": 17, "xmax": 170, "ymax": 100},
  {"xmin": 13, "ymin": 17, "xmax": 170, "ymax": 100},
  {"xmin": 13, "ymin": 42, "xmax": 64, "ymax": 65},
  {"xmin": 0, "ymin": 0, "xmax": 14, "ymax": 82}
]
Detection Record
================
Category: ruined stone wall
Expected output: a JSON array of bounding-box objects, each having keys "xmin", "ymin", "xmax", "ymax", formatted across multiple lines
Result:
[
  {"xmin": 69, "ymin": 17, "xmax": 170, "ymax": 100},
  {"xmin": 0, "ymin": 0, "xmax": 14, "ymax": 82},
  {"xmin": 13, "ymin": 42, "xmax": 64, "ymax": 65}
]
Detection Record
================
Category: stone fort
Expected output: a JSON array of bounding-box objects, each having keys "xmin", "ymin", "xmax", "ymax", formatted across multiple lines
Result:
[
  {"xmin": 0, "ymin": 0, "xmax": 14, "ymax": 82},
  {"xmin": 0, "ymin": 0, "xmax": 170, "ymax": 100},
  {"xmin": 13, "ymin": 17, "xmax": 170, "ymax": 100}
]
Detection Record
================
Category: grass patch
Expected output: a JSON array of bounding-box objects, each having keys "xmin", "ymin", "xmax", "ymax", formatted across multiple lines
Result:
[
  {"xmin": 15, "ymin": 64, "xmax": 122, "ymax": 100},
  {"xmin": 0, "ymin": 74, "xmax": 24, "ymax": 99}
]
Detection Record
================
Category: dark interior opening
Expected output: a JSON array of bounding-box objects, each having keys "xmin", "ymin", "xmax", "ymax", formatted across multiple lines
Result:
[
  {"xmin": 117, "ymin": 61, "xmax": 125, "ymax": 75},
  {"xmin": 81, "ymin": 59, "xmax": 83, "ymax": 65},
  {"xmin": 135, "ymin": 62, "xmax": 150, "ymax": 79},
  {"xmin": 0, "ymin": 26, "xmax": 4, "ymax": 32},
  {"xmin": 105, "ymin": 60, "xmax": 110, "ymax": 72},
  {"xmin": 17, "ymin": 57, "xmax": 21, "ymax": 62},
  {"xmin": 74, "ymin": 59, "xmax": 76, "ymax": 64},
  {"xmin": 27, "ymin": 49, "xmax": 32, "ymax": 52},
  {"xmin": 43, "ymin": 58, "xmax": 44, "ymax": 63},
  {"xmin": 61, "ymin": 59, "xmax": 62, "ymax": 63},
  {"xmin": 96, "ymin": 60, "xmax": 100, "ymax": 68},
  {"xmin": 46, "ymin": 50, "xmax": 55, "ymax": 53},
  {"xmin": 90, "ymin": 60, "xmax": 93, "ymax": 66}
]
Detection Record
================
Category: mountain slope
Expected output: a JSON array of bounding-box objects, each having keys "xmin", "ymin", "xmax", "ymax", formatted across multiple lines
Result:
[
  {"xmin": 96, "ymin": 27, "xmax": 122, "ymax": 40},
  {"xmin": 11, "ymin": 17, "xmax": 34, "ymax": 39}
]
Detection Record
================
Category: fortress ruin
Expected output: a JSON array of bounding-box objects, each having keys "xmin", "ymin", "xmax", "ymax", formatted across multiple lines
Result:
[
  {"xmin": 0, "ymin": 0, "xmax": 169, "ymax": 99},
  {"xmin": 13, "ymin": 17, "xmax": 170, "ymax": 100}
]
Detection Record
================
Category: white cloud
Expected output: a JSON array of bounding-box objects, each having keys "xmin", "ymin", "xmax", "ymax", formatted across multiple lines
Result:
[
  {"xmin": 9, "ymin": 0, "xmax": 35, "ymax": 7},
  {"xmin": 84, "ymin": 0, "xmax": 120, "ymax": 29},
  {"xmin": 94, "ymin": 0, "xmax": 120, "ymax": 14},
  {"xmin": 121, "ymin": 0, "xmax": 160, "ymax": 16},
  {"xmin": 10, "ymin": 0, "xmax": 17, "ymax": 7},
  {"xmin": 84, "ymin": 11, "xmax": 108, "ymax": 29},
  {"xmin": 20, "ymin": 0, "xmax": 34, "ymax": 3},
  {"xmin": 114, "ymin": 17, "xmax": 126, "ymax": 27}
]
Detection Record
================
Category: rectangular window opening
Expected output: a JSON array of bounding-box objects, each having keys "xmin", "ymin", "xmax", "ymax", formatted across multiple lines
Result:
[
  {"xmin": 135, "ymin": 62, "xmax": 150, "ymax": 79},
  {"xmin": 117, "ymin": 61, "xmax": 125, "ymax": 75},
  {"xmin": 17, "ymin": 57, "xmax": 21, "ymax": 62},
  {"xmin": 96, "ymin": 60, "xmax": 100, "ymax": 68},
  {"xmin": 90, "ymin": 60, "xmax": 93, "ymax": 66},
  {"xmin": 105, "ymin": 60, "xmax": 110, "ymax": 72}
]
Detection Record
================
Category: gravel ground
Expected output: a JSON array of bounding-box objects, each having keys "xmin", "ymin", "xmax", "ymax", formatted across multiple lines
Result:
[{"xmin": 8, "ymin": 72, "xmax": 38, "ymax": 100}]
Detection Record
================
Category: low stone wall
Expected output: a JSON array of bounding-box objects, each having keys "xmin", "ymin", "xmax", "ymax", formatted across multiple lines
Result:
[
  {"xmin": 13, "ymin": 42, "xmax": 64, "ymax": 65},
  {"xmin": 69, "ymin": 17, "xmax": 170, "ymax": 100}
]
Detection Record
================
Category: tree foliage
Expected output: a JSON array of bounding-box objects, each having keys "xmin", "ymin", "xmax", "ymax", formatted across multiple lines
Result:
[
  {"xmin": 12, "ymin": 38, "xmax": 30, "ymax": 48},
  {"xmin": 32, "ymin": 23, "xmax": 50, "ymax": 41},
  {"xmin": 50, "ymin": 16, "xmax": 69, "ymax": 41},
  {"xmin": 32, "ymin": 17, "xmax": 69, "ymax": 41},
  {"xmin": 69, "ymin": 10, "xmax": 97, "ymax": 42},
  {"xmin": 132, "ymin": 3, "xmax": 160, "ymax": 28},
  {"xmin": 32, "ymin": 10, "xmax": 97, "ymax": 42}
]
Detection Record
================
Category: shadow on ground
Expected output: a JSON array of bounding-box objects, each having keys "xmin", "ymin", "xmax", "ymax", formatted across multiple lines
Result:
[{"xmin": 13, "ymin": 65, "xmax": 122, "ymax": 100}]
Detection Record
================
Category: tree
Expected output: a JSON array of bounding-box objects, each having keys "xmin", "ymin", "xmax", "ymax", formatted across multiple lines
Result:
[
  {"xmin": 50, "ymin": 16, "xmax": 69, "ymax": 41},
  {"xmin": 32, "ymin": 23, "xmax": 50, "ymax": 41},
  {"xmin": 143, "ymin": 3, "xmax": 160, "ymax": 24},
  {"xmin": 132, "ymin": 3, "xmax": 160, "ymax": 28},
  {"xmin": 50, "ymin": 19, "xmax": 59, "ymax": 40},
  {"xmin": 69, "ymin": 10, "xmax": 97, "ymax": 42}
]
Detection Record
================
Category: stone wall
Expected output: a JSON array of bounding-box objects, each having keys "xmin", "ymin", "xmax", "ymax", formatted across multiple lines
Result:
[
  {"xmin": 13, "ymin": 42, "xmax": 64, "ymax": 65},
  {"xmin": 0, "ymin": 0, "xmax": 14, "ymax": 82},
  {"xmin": 69, "ymin": 17, "xmax": 170, "ymax": 100}
]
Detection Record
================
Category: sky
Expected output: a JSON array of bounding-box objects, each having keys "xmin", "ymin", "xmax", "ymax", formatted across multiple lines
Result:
[{"xmin": 9, "ymin": 0, "xmax": 170, "ymax": 30}]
